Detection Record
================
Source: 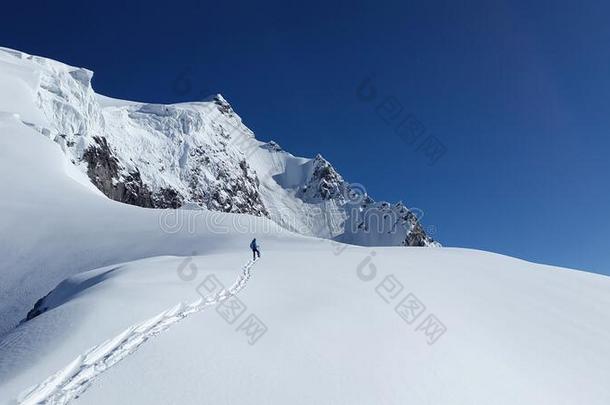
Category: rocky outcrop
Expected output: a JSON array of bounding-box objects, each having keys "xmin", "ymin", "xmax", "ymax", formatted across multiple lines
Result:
[
  {"xmin": 184, "ymin": 146, "xmax": 268, "ymax": 216},
  {"xmin": 23, "ymin": 295, "xmax": 49, "ymax": 322},
  {"xmin": 296, "ymin": 155, "xmax": 347, "ymax": 202},
  {"xmin": 82, "ymin": 136, "xmax": 182, "ymax": 208},
  {"xmin": 153, "ymin": 187, "xmax": 183, "ymax": 209},
  {"xmin": 261, "ymin": 141, "xmax": 283, "ymax": 152},
  {"xmin": 404, "ymin": 222, "xmax": 432, "ymax": 247},
  {"xmin": 296, "ymin": 155, "xmax": 439, "ymax": 247}
]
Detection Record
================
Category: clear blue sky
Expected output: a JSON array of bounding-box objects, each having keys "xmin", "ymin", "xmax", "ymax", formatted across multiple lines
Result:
[{"xmin": 2, "ymin": 0, "xmax": 608, "ymax": 275}]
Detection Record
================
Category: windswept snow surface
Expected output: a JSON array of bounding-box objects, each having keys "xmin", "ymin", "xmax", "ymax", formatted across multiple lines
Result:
[
  {"xmin": 1, "ymin": 47, "xmax": 610, "ymax": 405},
  {"xmin": 2, "ymin": 246, "xmax": 610, "ymax": 404},
  {"xmin": 17, "ymin": 259, "xmax": 257, "ymax": 405}
]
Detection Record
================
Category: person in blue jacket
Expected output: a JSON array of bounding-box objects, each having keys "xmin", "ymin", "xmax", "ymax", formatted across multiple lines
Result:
[{"xmin": 250, "ymin": 238, "xmax": 260, "ymax": 261}]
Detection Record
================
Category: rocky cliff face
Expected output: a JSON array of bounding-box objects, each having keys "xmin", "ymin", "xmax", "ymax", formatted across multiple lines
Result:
[
  {"xmin": 294, "ymin": 155, "xmax": 438, "ymax": 247},
  {"xmin": 2, "ymin": 47, "xmax": 438, "ymax": 247},
  {"xmin": 82, "ymin": 136, "xmax": 182, "ymax": 208}
]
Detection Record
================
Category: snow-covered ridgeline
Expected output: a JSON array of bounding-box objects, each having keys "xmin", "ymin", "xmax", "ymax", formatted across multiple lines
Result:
[{"xmin": 0, "ymin": 46, "xmax": 437, "ymax": 247}]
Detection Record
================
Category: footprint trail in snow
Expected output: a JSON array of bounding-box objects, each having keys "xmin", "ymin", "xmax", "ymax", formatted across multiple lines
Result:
[{"xmin": 17, "ymin": 259, "xmax": 257, "ymax": 405}]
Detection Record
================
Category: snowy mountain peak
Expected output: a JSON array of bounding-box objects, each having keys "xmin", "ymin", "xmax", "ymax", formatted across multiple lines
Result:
[
  {"xmin": 296, "ymin": 154, "xmax": 346, "ymax": 202},
  {"xmin": 261, "ymin": 140, "xmax": 283, "ymax": 152},
  {"xmin": 209, "ymin": 93, "xmax": 235, "ymax": 115},
  {"xmin": 0, "ymin": 47, "xmax": 438, "ymax": 247}
]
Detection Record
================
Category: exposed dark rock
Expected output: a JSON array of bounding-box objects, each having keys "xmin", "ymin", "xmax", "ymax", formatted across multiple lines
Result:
[
  {"xmin": 213, "ymin": 94, "xmax": 234, "ymax": 115},
  {"xmin": 186, "ymin": 150, "xmax": 268, "ymax": 216},
  {"xmin": 83, "ymin": 136, "xmax": 154, "ymax": 208},
  {"xmin": 83, "ymin": 136, "xmax": 120, "ymax": 189},
  {"xmin": 22, "ymin": 295, "xmax": 49, "ymax": 323},
  {"xmin": 153, "ymin": 187, "xmax": 183, "ymax": 209},
  {"xmin": 297, "ymin": 154, "xmax": 345, "ymax": 201},
  {"xmin": 205, "ymin": 160, "xmax": 268, "ymax": 216},
  {"xmin": 117, "ymin": 169, "xmax": 155, "ymax": 207},
  {"xmin": 261, "ymin": 141, "xmax": 283, "ymax": 152}
]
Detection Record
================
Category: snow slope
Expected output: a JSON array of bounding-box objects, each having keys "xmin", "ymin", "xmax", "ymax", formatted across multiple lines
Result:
[
  {"xmin": 0, "ymin": 114, "xmax": 287, "ymax": 334},
  {"xmin": 0, "ymin": 104, "xmax": 609, "ymax": 405},
  {"xmin": 1, "ymin": 47, "xmax": 610, "ymax": 405},
  {"xmin": 2, "ymin": 242, "xmax": 610, "ymax": 404},
  {"xmin": 17, "ymin": 259, "xmax": 258, "ymax": 405}
]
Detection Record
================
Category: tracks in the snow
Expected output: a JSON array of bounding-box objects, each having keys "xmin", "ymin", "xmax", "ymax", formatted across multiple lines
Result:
[{"xmin": 17, "ymin": 259, "xmax": 257, "ymax": 405}]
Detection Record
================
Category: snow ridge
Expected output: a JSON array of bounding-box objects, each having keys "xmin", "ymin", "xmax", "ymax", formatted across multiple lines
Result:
[
  {"xmin": 0, "ymin": 46, "xmax": 437, "ymax": 247},
  {"xmin": 17, "ymin": 259, "xmax": 257, "ymax": 405}
]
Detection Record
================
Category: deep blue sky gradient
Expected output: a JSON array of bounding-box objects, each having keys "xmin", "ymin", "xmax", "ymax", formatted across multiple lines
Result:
[{"xmin": 2, "ymin": 0, "xmax": 608, "ymax": 274}]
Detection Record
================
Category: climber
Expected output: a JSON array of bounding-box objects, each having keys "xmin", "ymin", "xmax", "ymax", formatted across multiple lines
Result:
[{"xmin": 250, "ymin": 238, "xmax": 261, "ymax": 261}]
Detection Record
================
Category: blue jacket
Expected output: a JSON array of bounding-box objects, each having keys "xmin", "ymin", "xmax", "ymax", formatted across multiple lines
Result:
[{"xmin": 250, "ymin": 239, "xmax": 258, "ymax": 250}]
